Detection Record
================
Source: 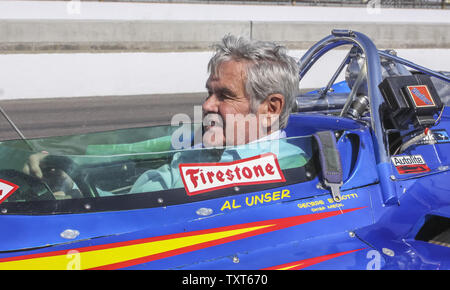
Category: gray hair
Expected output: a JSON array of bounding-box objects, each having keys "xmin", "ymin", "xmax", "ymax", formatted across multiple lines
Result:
[{"xmin": 207, "ymin": 34, "xmax": 299, "ymax": 129}]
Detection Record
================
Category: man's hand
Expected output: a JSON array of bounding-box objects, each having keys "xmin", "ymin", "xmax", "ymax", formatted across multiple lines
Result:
[
  {"xmin": 22, "ymin": 151, "xmax": 49, "ymax": 179},
  {"xmin": 22, "ymin": 151, "xmax": 75, "ymax": 199},
  {"xmin": 53, "ymin": 191, "xmax": 72, "ymax": 200}
]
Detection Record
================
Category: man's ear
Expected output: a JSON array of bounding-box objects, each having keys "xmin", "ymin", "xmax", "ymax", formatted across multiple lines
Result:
[
  {"xmin": 258, "ymin": 93, "xmax": 284, "ymax": 132},
  {"xmin": 266, "ymin": 93, "xmax": 284, "ymax": 115}
]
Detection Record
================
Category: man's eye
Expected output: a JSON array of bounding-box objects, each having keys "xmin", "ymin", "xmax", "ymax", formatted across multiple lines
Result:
[{"xmin": 219, "ymin": 93, "xmax": 231, "ymax": 100}]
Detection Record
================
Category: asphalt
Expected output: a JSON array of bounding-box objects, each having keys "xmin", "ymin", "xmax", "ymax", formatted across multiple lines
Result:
[{"xmin": 0, "ymin": 93, "xmax": 207, "ymax": 141}]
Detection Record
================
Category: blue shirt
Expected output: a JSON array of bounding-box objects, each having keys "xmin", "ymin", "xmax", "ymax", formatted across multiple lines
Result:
[{"xmin": 126, "ymin": 134, "xmax": 307, "ymax": 194}]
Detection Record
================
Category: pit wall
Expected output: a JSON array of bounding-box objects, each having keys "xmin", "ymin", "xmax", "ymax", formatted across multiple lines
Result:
[{"xmin": 0, "ymin": 1, "xmax": 448, "ymax": 99}]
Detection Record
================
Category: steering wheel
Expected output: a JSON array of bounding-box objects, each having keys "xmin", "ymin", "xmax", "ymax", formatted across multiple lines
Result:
[
  {"xmin": 0, "ymin": 155, "xmax": 87, "ymax": 202},
  {"xmin": 39, "ymin": 155, "xmax": 84, "ymax": 199},
  {"xmin": 0, "ymin": 169, "xmax": 56, "ymax": 202}
]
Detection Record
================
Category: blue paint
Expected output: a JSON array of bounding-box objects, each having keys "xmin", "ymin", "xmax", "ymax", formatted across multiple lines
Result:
[{"xmin": 0, "ymin": 30, "xmax": 449, "ymax": 270}]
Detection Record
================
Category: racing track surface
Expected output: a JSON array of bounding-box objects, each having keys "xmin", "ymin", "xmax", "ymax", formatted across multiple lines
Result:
[{"xmin": 0, "ymin": 93, "xmax": 206, "ymax": 141}]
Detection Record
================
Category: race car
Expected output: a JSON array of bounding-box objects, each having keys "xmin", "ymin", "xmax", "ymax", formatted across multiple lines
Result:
[{"xmin": 0, "ymin": 30, "xmax": 448, "ymax": 270}]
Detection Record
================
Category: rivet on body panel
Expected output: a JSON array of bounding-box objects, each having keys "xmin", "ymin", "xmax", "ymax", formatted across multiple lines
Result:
[
  {"xmin": 382, "ymin": 248, "xmax": 395, "ymax": 257},
  {"xmin": 196, "ymin": 208, "xmax": 213, "ymax": 216},
  {"xmin": 60, "ymin": 229, "xmax": 80, "ymax": 240}
]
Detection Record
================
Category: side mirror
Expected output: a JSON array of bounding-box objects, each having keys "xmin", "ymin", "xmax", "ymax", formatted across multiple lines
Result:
[{"xmin": 313, "ymin": 131, "xmax": 343, "ymax": 202}]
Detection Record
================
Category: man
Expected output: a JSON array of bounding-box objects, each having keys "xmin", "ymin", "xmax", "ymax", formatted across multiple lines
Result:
[
  {"xmin": 23, "ymin": 35, "xmax": 308, "ymax": 196},
  {"xmin": 125, "ymin": 35, "xmax": 308, "ymax": 194},
  {"xmin": 202, "ymin": 34, "xmax": 299, "ymax": 147}
]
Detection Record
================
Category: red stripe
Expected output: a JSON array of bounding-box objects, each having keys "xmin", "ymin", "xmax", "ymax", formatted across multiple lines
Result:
[
  {"xmin": 90, "ymin": 207, "xmax": 365, "ymax": 270},
  {"xmin": 89, "ymin": 225, "xmax": 279, "ymax": 270},
  {"xmin": 0, "ymin": 207, "xmax": 366, "ymax": 267},
  {"xmin": 261, "ymin": 248, "xmax": 366, "ymax": 270}
]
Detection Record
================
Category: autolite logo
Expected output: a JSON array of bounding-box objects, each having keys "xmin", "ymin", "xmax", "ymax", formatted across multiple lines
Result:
[
  {"xmin": 179, "ymin": 153, "xmax": 285, "ymax": 196},
  {"xmin": 391, "ymin": 155, "xmax": 425, "ymax": 166},
  {"xmin": 391, "ymin": 154, "xmax": 430, "ymax": 174}
]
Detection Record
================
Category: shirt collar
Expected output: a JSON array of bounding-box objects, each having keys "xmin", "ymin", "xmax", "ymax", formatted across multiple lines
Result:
[
  {"xmin": 194, "ymin": 130, "xmax": 286, "ymax": 149},
  {"xmin": 248, "ymin": 130, "xmax": 286, "ymax": 144}
]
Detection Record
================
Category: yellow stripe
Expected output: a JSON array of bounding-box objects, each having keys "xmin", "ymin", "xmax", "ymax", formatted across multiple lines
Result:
[
  {"xmin": 0, "ymin": 224, "xmax": 273, "ymax": 270},
  {"xmin": 276, "ymin": 263, "xmax": 303, "ymax": 270}
]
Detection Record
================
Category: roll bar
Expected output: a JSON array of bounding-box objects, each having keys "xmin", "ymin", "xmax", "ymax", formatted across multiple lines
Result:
[{"xmin": 298, "ymin": 30, "xmax": 398, "ymax": 205}]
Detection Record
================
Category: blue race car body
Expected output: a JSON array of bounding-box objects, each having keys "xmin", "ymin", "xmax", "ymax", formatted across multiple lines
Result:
[{"xmin": 0, "ymin": 30, "xmax": 448, "ymax": 270}]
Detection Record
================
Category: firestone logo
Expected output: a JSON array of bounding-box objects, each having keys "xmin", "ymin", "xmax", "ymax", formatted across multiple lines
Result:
[{"xmin": 179, "ymin": 153, "xmax": 285, "ymax": 196}]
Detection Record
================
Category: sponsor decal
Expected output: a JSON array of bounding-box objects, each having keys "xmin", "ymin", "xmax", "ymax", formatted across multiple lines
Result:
[
  {"xmin": 179, "ymin": 153, "xmax": 285, "ymax": 196},
  {"xmin": 391, "ymin": 154, "xmax": 430, "ymax": 174},
  {"xmin": 220, "ymin": 189, "xmax": 291, "ymax": 211},
  {"xmin": 0, "ymin": 179, "xmax": 19, "ymax": 205},
  {"xmin": 406, "ymin": 85, "xmax": 435, "ymax": 108},
  {"xmin": 297, "ymin": 193, "xmax": 360, "ymax": 213},
  {"xmin": 416, "ymin": 129, "xmax": 450, "ymax": 145}
]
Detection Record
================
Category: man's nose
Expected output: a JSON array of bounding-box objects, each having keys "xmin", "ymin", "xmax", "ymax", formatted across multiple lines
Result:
[{"xmin": 202, "ymin": 94, "xmax": 220, "ymax": 113}]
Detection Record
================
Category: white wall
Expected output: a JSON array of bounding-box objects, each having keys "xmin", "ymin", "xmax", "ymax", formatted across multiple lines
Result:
[
  {"xmin": 0, "ymin": 1, "xmax": 448, "ymax": 100},
  {"xmin": 0, "ymin": 49, "xmax": 449, "ymax": 100}
]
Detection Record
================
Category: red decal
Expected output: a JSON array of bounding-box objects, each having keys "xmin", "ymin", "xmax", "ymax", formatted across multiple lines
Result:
[
  {"xmin": 391, "ymin": 154, "xmax": 430, "ymax": 174},
  {"xmin": 0, "ymin": 179, "xmax": 19, "ymax": 205},
  {"xmin": 396, "ymin": 164, "xmax": 430, "ymax": 174},
  {"xmin": 179, "ymin": 153, "xmax": 285, "ymax": 196},
  {"xmin": 406, "ymin": 85, "xmax": 435, "ymax": 108}
]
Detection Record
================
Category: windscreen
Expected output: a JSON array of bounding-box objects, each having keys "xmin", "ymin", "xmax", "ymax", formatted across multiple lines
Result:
[{"xmin": 0, "ymin": 124, "xmax": 314, "ymax": 210}]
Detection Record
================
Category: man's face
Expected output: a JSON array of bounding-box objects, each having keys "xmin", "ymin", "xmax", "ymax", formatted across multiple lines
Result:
[{"xmin": 203, "ymin": 60, "xmax": 258, "ymax": 147}]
